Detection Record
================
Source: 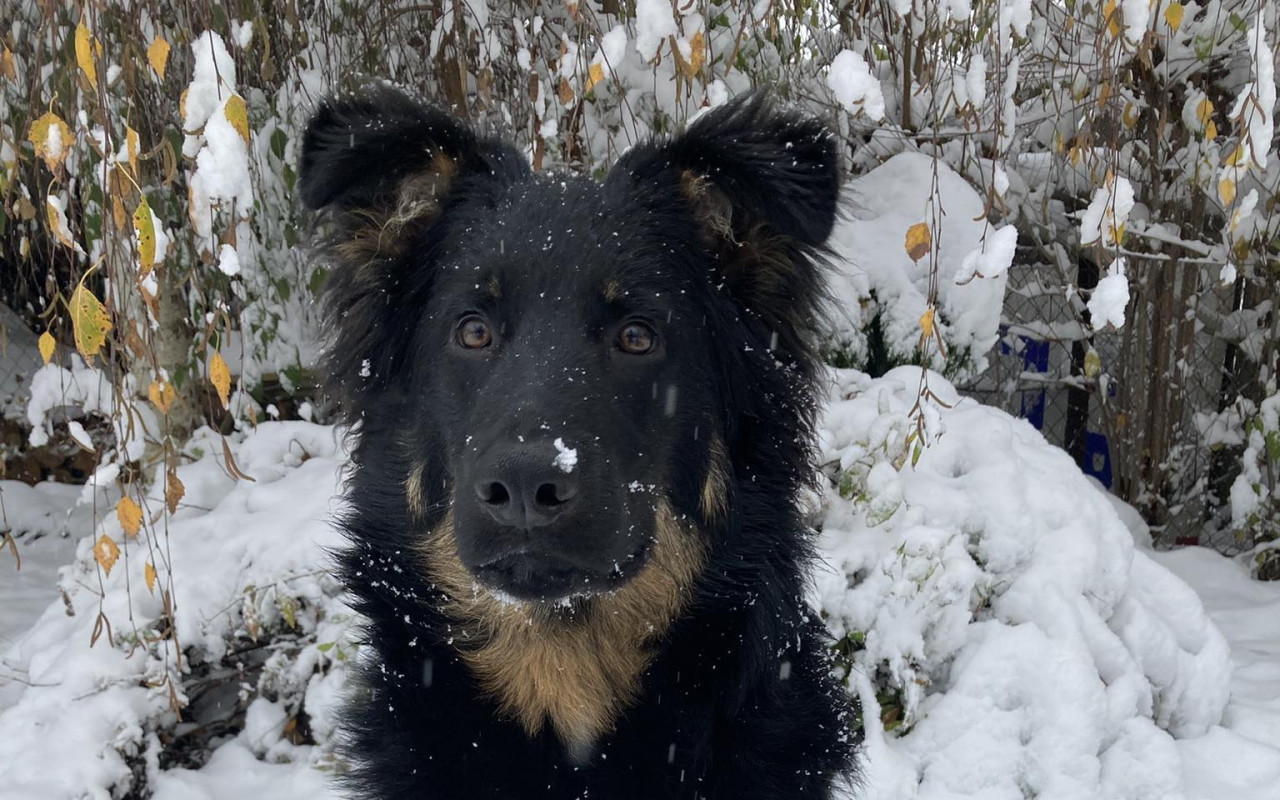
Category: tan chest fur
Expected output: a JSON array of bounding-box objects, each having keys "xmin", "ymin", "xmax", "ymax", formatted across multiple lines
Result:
[{"xmin": 417, "ymin": 501, "xmax": 704, "ymax": 750}]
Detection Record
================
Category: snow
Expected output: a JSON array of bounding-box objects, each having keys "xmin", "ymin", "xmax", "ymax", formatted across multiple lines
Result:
[
  {"xmin": 1089, "ymin": 259, "xmax": 1130, "ymax": 330},
  {"xmin": 634, "ymin": 0, "xmax": 678, "ymax": 62},
  {"xmin": 184, "ymin": 32, "xmax": 253, "ymax": 245},
  {"xmin": 217, "ymin": 242, "xmax": 242, "ymax": 276},
  {"xmin": 827, "ymin": 152, "xmax": 1011, "ymax": 378},
  {"xmin": 1228, "ymin": 19, "xmax": 1275, "ymax": 170},
  {"xmin": 954, "ymin": 225, "xmax": 1018, "ymax": 285},
  {"xmin": 828, "ymin": 50, "xmax": 885, "ymax": 121},
  {"xmin": 1080, "ymin": 175, "xmax": 1135, "ymax": 246},
  {"xmin": 25, "ymin": 357, "xmax": 115, "ymax": 446},
  {"xmin": 0, "ymin": 423, "xmax": 352, "ymax": 799},
  {"xmin": 0, "ymin": 374, "xmax": 1276, "ymax": 798},
  {"xmin": 552, "ymin": 437, "xmax": 577, "ymax": 473}
]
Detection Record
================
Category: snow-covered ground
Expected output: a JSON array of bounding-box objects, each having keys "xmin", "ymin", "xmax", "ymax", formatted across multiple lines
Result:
[{"xmin": 0, "ymin": 370, "xmax": 1277, "ymax": 799}]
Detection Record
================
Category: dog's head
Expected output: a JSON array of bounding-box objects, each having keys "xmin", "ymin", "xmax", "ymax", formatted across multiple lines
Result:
[{"xmin": 301, "ymin": 86, "xmax": 838, "ymax": 604}]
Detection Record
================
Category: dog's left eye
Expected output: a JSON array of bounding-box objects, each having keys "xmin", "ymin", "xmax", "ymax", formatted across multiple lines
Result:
[
  {"xmin": 456, "ymin": 316, "xmax": 493, "ymax": 349},
  {"xmin": 617, "ymin": 322, "xmax": 657, "ymax": 355}
]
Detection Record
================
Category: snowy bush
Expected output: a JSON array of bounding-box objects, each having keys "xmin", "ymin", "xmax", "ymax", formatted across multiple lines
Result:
[
  {"xmin": 815, "ymin": 368, "xmax": 1233, "ymax": 799},
  {"xmin": 0, "ymin": 376, "xmax": 1250, "ymax": 798},
  {"xmin": 0, "ymin": 423, "xmax": 354, "ymax": 798}
]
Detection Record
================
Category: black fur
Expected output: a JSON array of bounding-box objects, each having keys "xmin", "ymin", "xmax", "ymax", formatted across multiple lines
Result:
[{"xmin": 301, "ymin": 85, "xmax": 858, "ymax": 799}]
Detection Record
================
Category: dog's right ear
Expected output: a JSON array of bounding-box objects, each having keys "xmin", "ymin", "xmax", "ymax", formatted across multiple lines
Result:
[
  {"xmin": 300, "ymin": 86, "xmax": 528, "ymax": 415},
  {"xmin": 300, "ymin": 83, "xmax": 528, "ymax": 232}
]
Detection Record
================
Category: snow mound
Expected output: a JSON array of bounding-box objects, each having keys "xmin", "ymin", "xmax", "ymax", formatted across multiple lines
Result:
[
  {"xmin": 827, "ymin": 153, "xmax": 1013, "ymax": 380},
  {"xmin": 815, "ymin": 367, "xmax": 1232, "ymax": 800},
  {"xmin": 0, "ymin": 422, "xmax": 353, "ymax": 800}
]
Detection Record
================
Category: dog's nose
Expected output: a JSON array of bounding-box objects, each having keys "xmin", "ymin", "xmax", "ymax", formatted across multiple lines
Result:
[{"xmin": 473, "ymin": 447, "xmax": 579, "ymax": 530}]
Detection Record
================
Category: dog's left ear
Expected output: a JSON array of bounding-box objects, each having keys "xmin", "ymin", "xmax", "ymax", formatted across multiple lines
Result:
[{"xmin": 607, "ymin": 92, "xmax": 840, "ymax": 336}]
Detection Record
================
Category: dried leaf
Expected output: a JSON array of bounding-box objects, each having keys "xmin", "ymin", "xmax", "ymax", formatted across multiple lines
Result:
[
  {"xmin": 1, "ymin": 47, "xmax": 15, "ymax": 81},
  {"xmin": 75, "ymin": 23, "xmax": 97, "ymax": 87},
  {"xmin": 558, "ymin": 77, "xmax": 574, "ymax": 106},
  {"xmin": 147, "ymin": 36, "xmax": 170, "ymax": 80},
  {"xmin": 223, "ymin": 94, "xmax": 250, "ymax": 145},
  {"xmin": 29, "ymin": 112, "xmax": 72, "ymax": 171},
  {"xmin": 1164, "ymin": 3, "xmax": 1184, "ymax": 32},
  {"xmin": 165, "ymin": 466, "xmax": 184, "ymax": 514},
  {"xmin": 222, "ymin": 437, "xmax": 256, "ymax": 482},
  {"xmin": 585, "ymin": 62, "xmax": 605, "ymax": 92},
  {"xmin": 904, "ymin": 222, "xmax": 931, "ymax": 262},
  {"xmin": 133, "ymin": 196, "xmax": 156, "ymax": 273},
  {"xmin": 93, "ymin": 534, "xmax": 120, "ymax": 576},
  {"xmin": 70, "ymin": 284, "xmax": 112, "ymax": 360},
  {"xmin": 148, "ymin": 380, "xmax": 175, "ymax": 413},
  {"xmin": 117, "ymin": 496, "xmax": 142, "ymax": 539},
  {"xmin": 38, "ymin": 331, "xmax": 55, "ymax": 364},
  {"xmin": 919, "ymin": 306, "xmax": 935, "ymax": 338},
  {"xmin": 125, "ymin": 126, "xmax": 140, "ymax": 176},
  {"xmin": 209, "ymin": 351, "xmax": 231, "ymax": 408},
  {"xmin": 145, "ymin": 562, "xmax": 157, "ymax": 594}
]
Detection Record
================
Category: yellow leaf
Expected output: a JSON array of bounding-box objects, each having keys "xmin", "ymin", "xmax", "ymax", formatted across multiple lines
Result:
[
  {"xmin": 585, "ymin": 62, "xmax": 605, "ymax": 92},
  {"xmin": 1, "ymin": 47, "xmax": 15, "ymax": 81},
  {"xmin": 75, "ymin": 23, "xmax": 97, "ymax": 87},
  {"xmin": 919, "ymin": 306, "xmax": 935, "ymax": 338},
  {"xmin": 1218, "ymin": 176, "xmax": 1236, "ymax": 206},
  {"xmin": 1204, "ymin": 120, "xmax": 1218, "ymax": 140},
  {"xmin": 904, "ymin": 222, "xmax": 931, "ymax": 262},
  {"xmin": 1122, "ymin": 102, "xmax": 1138, "ymax": 129},
  {"xmin": 1083, "ymin": 349, "xmax": 1102, "ymax": 378},
  {"xmin": 125, "ymin": 126, "xmax": 140, "ymax": 176},
  {"xmin": 133, "ymin": 196, "xmax": 156, "ymax": 273},
  {"xmin": 147, "ymin": 36, "xmax": 170, "ymax": 80},
  {"xmin": 1224, "ymin": 144, "xmax": 1245, "ymax": 167},
  {"xmin": 38, "ymin": 331, "xmax": 55, "ymax": 364},
  {"xmin": 223, "ymin": 94, "xmax": 250, "ymax": 145},
  {"xmin": 687, "ymin": 30, "xmax": 706, "ymax": 75},
  {"xmin": 70, "ymin": 284, "xmax": 112, "ymax": 361},
  {"xmin": 209, "ymin": 351, "xmax": 231, "ymax": 408},
  {"xmin": 148, "ymin": 380, "xmax": 175, "ymax": 413},
  {"xmin": 1164, "ymin": 3, "xmax": 1184, "ymax": 32},
  {"xmin": 116, "ymin": 496, "xmax": 142, "ymax": 539},
  {"xmin": 93, "ymin": 534, "xmax": 120, "ymax": 577},
  {"xmin": 144, "ymin": 562, "xmax": 157, "ymax": 594},
  {"xmin": 1103, "ymin": 0, "xmax": 1121, "ymax": 37},
  {"xmin": 1069, "ymin": 145, "xmax": 1082, "ymax": 166},
  {"xmin": 29, "ymin": 111, "xmax": 72, "ymax": 171},
  {"xmin": 1196, "ymin": 97, "xmax": 1214, "ymax": 127}
]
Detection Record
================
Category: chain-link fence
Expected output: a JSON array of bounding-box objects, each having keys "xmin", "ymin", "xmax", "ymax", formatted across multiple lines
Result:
[{"xmin": 962, "ymin": 253, "xmax": 1278, "ymax": 554}]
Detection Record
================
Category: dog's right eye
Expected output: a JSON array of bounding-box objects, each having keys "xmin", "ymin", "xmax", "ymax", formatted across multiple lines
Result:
[{"xmin": 456, "ymin": 316, "xmax": 492, "ymax": 349}]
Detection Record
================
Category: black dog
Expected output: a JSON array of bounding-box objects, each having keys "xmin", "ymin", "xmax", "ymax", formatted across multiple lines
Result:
[{"xmin": 300, "ymin": 85, "xmax": 857, "ymax": 799}]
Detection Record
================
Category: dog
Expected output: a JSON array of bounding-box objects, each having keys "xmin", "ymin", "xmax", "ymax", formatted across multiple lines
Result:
[{"xmin": 300, "ymin": 84, "xmax": 857, "ymax": 799}]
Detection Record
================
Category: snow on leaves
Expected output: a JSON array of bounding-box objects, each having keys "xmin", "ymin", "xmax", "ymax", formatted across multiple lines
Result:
[
  {"xmin": 92, "ymin": 534, "xmax": 120, "ymax": 577},
  {"xmin": 29, "ymin": 112, "xmax": 72, "ymax": 172}
]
